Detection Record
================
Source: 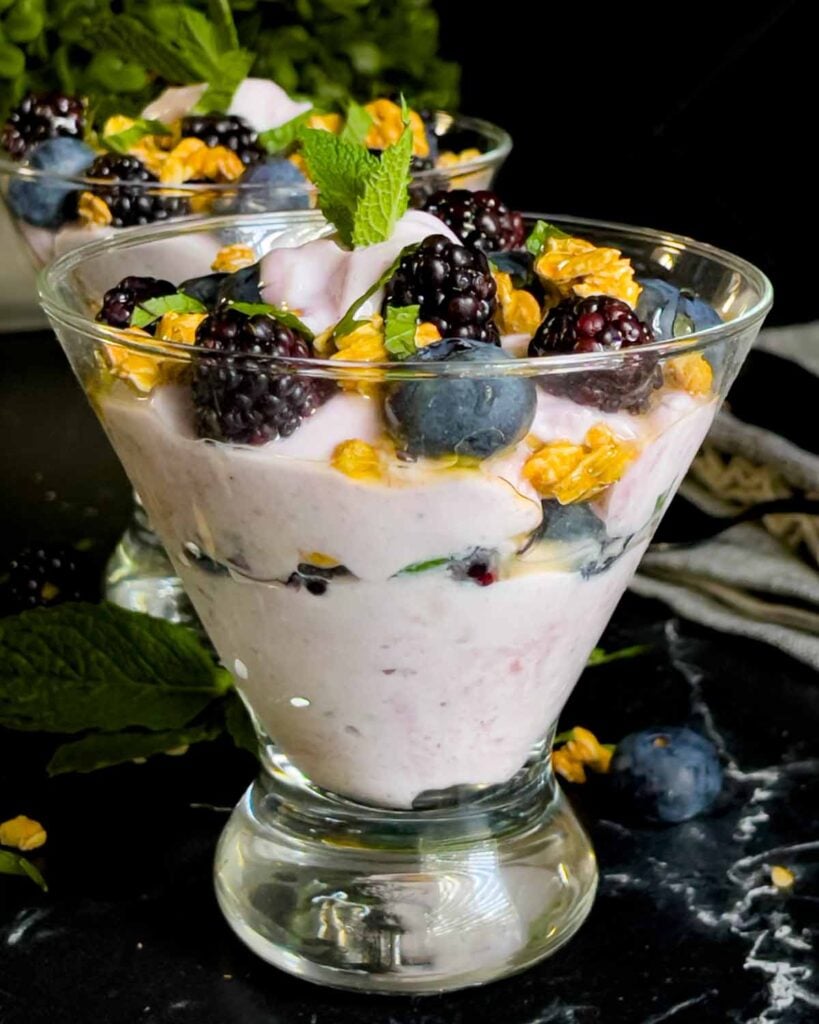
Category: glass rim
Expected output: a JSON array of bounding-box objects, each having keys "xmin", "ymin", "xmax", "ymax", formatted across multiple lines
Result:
[
  {"xmin": 38, "ymin": 209, "xmax": 774, "ymax": 379},
  {"xmin": 0, "ymin": 112, "xmax": 512, "ymax": 193}
]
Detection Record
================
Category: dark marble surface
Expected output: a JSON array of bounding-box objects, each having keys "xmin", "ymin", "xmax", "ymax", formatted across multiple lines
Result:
[{"xmin": 1, "ymin": 333, "xmax": 818, "ymax": 1024}]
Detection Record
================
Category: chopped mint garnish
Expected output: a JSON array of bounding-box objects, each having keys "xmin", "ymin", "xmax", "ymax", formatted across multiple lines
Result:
[
  {"xmin": 131, "ymin": 293, "xmax": 207, "ymax": 329},
  {"xmin": 525, "ymin": 220, "xmax": 569, "ymax": 257},
  {"xmin": 587, "ymin": 643, "xmax": 651, "ymax": 667},
  {"xmin": 0, "ymin": 850, "xmax": 48, "ymax": 892},
  {"xmin": 228, "ymin": 301, "xmax": 314, "ymax": 341},
  {"xmin": 259, "ymin": 111, "xmax": 313, "ymax": 155},
  {"xmin": 103, "ymin": 118, "xmax": 171, "ymax": 155},
  {"xmin": 351, "ymin": 119, "xmax": 413, "ymax": 247},
  {"xmin": 399, "ymin": 557, "xmax": 449, "ymax": 574},
  {"xmin": 333, "ymin": 244, "xmax": 418, "ymax": 339},
  {"xmin": 0, "ymin": 603, "xmax": 232, "ymax": 734},
  {"xmin": 301, "ymin": 128, "xmax": 378, "ymax": 247},
  {"xmin": 384, "ymin": 304, "xmax": 420, "ymax": 359},
  {"xmin": 47, "ymin": 721, "xmax": 222, "ymax": 776},
  {"xmin": 339, "ymin": 100, "xmax": 373, "ymax": 147}
]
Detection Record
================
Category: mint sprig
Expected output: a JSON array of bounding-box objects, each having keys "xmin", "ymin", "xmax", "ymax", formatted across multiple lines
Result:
[
  {"xmin": 384, "ymin": 304, "xmax": 420, "ymax": 359},
  {"xmin": 131, "ymin": 293, "xmax": 207, "ymax": 329},
  {"xmin": 339, "ymin": 100, "xmax": 373, "ymax": 147},
  {"xmin": 228, "ymin": 301, "xmax": 314, "ymax": 341},
  {"xmin": 351, "ymin": 120, "xmax": 413, "ymax": 247},
  {"xmin": 259, "ymin": 111, "xmax": 314, "ymax": 155},
  {"xmin": 334, "ymin": 244, "xmax": 419, "ymax": 340},
  {"xmin": 525, "ymin": 220, "xmax": 570, "ymax": 257},
  {"xmin": 103, "ymin": 118, "xmax": 171, "ymax": 155}
]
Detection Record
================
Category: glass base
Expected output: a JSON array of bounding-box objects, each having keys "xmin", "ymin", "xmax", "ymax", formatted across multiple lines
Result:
[
  {"xmin": 104, "ymin": 493, "xmax": 195, "ymax": 625},
  {"xmin": 214, "ymin": 748, "xmax": 597, "ymax": 994}
]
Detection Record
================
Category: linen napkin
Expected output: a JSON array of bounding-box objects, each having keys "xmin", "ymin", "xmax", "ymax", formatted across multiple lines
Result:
[{"xmin": 631, "ymin": 323, "xmax": 819, "ymax": 667}]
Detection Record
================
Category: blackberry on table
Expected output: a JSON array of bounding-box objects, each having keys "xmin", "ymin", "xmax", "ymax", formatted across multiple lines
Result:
[
  {"xmin": 181, "ymin": 114, "xmax": 264, "ymax": 167},
  {"xmin": 192, "ymin": 308, "xmax": 330, "ymax": 445},
  {"xmin": 2, "ymin": 92, "xmax": 86, "ymax": 160},
  {"xmin": 529, "ymin": 295, "xmax": 662, "ymax": 413},
  {"xmin": 88, "ymin": 153, "xmax": 189, "ymax": 227},
  {"xmin": 97, "ymin": 275, "xmax": 176, "ymax": 329},
  {"xmin": 2, "ymin": 545, "xmax": 94, "ymax": 613},
  {"xmin": 423, "ymin": 190, "xmax": 525, "ymax": 254},
  {"xmin": 385, "ymin": 234, "xmax": 500, "ymax": 344}
]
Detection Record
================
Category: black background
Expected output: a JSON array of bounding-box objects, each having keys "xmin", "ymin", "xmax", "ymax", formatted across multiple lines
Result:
[{"xmin": 440, "ymin": 0, "xmax": 808, "ymax": 326}]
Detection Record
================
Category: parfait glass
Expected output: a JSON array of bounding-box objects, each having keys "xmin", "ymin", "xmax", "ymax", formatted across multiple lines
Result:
[
  {"xmin": 2, "ymin": 113, "xmax": 511, "ymax": 624},
  {"xmin": 38, "ymin": 211, "xmax": 771, "ymax": 993}
]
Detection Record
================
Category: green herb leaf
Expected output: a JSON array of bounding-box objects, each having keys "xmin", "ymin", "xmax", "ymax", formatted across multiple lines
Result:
[
  {"xmin": 208, "ymin": 0, "xmax": 239, "ymax": 51},
  {"xmin": 351, "ymin": 122, "xmax": 413, "ymax": 248},
  {"xmin": 384, "ymin": 304, "xmax": 420, "ymax": 359},
  {"xmin": 525, "ymin": 220, "xmax": 569, "ymax": 257},
  {"xmin": 300, "ymin": 128, "xmax": 378, "ymax": 247},
  {"xmin": 47, "ymin": 722, "xmax": 222, "ymax": 776},
  {"xmin": 0, "ymin": 850, "xmax": 48, "ymax": 893},
  {"xmin": 194, "ymin": 49, "xmax": 254, "ymax": 116},
  {"xmin": 228, "ymin": 302, "xmax": 314, "ymax": 341},
  {"xmin": 224, "ymin": 692, "xmax": 258, "ymax": 756},
  {"xmin": 587, "ymin": 643, "xmax": 651, "ymax": 667},
  {"xmin": 258, "ymin": 111, "xmax": 313, "ymax": 155},
  {"xmin": 0, "ymin": 603, "xmax": 232, "ymax": 734},
  {"xmin": 399, "ymin": 557, "xmax": 449, "ymax": 574},
  {"xmin": 102, "ymin": 118, "xmax": 171, "ymax": 155},
  {"xmin": 334, "ymin": 244, "xmax": 419, "ymax": 339},
  {"xmin": 131, "ymin": 293, "xmax": 207, "ymax": 329},
  {"xmin": 339, "ymin": 100, "xmax": 373, "ymax": 147}
]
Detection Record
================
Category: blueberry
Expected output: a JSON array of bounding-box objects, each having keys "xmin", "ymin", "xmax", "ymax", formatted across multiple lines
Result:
[
  {"xmin": 609, "ymin": 726, "xmax": 723, "ymax": 823},
  {"xmin": 7, "ymin": 136, "xmax": 95, "ymax": 227},
  {"xmin": 385, "ymin": 339, "xmax": 536, "ymax": 458},
  {"xmin": 538, "ymin": 499, "xmax": 607, "ymax": 544},
  {"xmin": 237, "ymin": 158, "xmax": 311, "ymax": 213},
  {"xmin": 215, "ymin": 263, "xmax": 262, "ymax": 305},
  {"xmin": 179, "ymin": 272, "xmax": 229, "ymax": 309},
  {"xmin": 636, "ymin": 278, "xmax": 722, "ymax": 340}
]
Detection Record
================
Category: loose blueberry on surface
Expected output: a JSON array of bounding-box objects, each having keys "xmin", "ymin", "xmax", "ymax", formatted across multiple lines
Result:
[
  {"xmin": 385, "ymin": 339, "xmax": 536, "ymax": 458},
  {"xmin": 6, "ymin": 137, "xmax": 95, "ymax": 227},
  {"xmin": 236, "ymin": 158, "xmax": 311, "ymax": 213},
  {"xmin": 636, "ymin": 278, "xmax": 722, "ymax": 339},
  {"xmin": 215, "ymin": 263, "xmax": 262, "ymax": 305},
  {"xmin": 609, "ymin": 726, "xmax": 723, "ymax": 823},
  {"xmin": 179, "ymin": 273, "xmax": 229, "ymax": 309}
]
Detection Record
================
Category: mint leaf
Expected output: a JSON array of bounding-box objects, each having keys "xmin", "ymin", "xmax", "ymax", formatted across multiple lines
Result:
[
  {"xmin": 399, "ymin": 557, "xmax": 449, "ymax": 574},
  {"xmin": 334, "ymin": 244, "xmax": 419, "ymax": 339},
  {"xmin": 525, "ymin": 220, "xmax": 569, "ymax": 257},
  {"xmin": 0, "ymin": 850, "xmax": 47, "ymax": 893},
  {"xmin": 384, "ymin": 304, "xmax": 419, "ymax": 359},
  {"xmin": 208, "ymin": 0, "xmax": 239, "ymax": 50},
  {"xmin": 587, "ymin": 643, "xmax": 651, "ymax": 667},
  {"xmin": 351, "ymin": 122, "xmax": 413, "ymax": 247},
  {"xmin": 131, "ymin": 293, "xmax": 207, "ymax": 329},
  {"xmin": 47, "ymin": 722, "xmax": 222, "ymax": 776},
  {"xmin": 194, "ymin": 49, "xmax": 254, "ymax": 115},
  {"xmin": 259, "ymin": 111, "xmax": 313, "ymax": 155},
  {"xmin": 224, "ymin": 691, "xmax": 257, "ymax": 756},
  {"xmin": 300, "ymin": 128, "xmax": 378, "ymax": 247},
  {"xmin": 0, "ymin": 603, "xmax": 232, "ymax": 734},
  {"xmin": 103, "ymin": 118, "xmax": 171, "ymax": 156},
  {"xmin": 228, "ymin": 301, "xmax": 314, "ymax": 341},
  {"xmin": 339, "ymin": 100, "xmax": 373, "ymax": 147}
]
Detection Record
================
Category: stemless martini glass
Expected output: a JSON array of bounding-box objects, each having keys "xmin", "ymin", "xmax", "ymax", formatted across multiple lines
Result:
[
  {"xmin": 38, "ymin": 211, "xmax": 771, "ymax": 993},
  {"xmin": 2, "ymin": 113, "xmax": 511, "ymax": 624}
]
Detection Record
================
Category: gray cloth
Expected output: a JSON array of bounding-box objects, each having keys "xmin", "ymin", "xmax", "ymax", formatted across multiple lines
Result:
[{"xmin": 631, "ymin": 323, "xmax": 819, "ymax": 667}]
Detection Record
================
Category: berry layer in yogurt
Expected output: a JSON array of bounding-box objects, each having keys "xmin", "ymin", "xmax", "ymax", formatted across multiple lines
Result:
[{"xmin": 89, "ymin": 123, "xmax": 722, "ymax": 808}]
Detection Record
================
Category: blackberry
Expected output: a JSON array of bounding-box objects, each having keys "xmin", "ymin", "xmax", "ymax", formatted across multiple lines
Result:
[
  {"xmin": 2, "ymin": 92, "xmax": 85, "ymax": 161},
  {"xmin": 97, "ymin": 275, "xmax": 176, "ymax": 329},
  {"xmin": 529, "ymin": 295, "xmax": 662, "ymax": 413},
  {"xmin": 181, "ymin": 114, "xmax": 264, "ymax": 167},
  {"xmin": 192, "ymin": 308, "xmax": 330, "ymax": 445},
  {"xmin": 2, "ymin": 545, "xmax": 94, "ymax": 613},
  {"xmin": 88, "ymin": 153, "xmax": 189, "ymax": 227},
  {"xmin": 423, "ymin": 190, "xmax": 525, "ymax": 254},
  {"xmin": 385, "ymin": 234, "xmax": 500, "ymax": 344}
]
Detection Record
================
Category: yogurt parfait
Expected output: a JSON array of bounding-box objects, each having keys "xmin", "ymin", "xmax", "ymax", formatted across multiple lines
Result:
[{"xmin": 39, "ymin": 121, "xmax": 772, "ymax": 992}]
